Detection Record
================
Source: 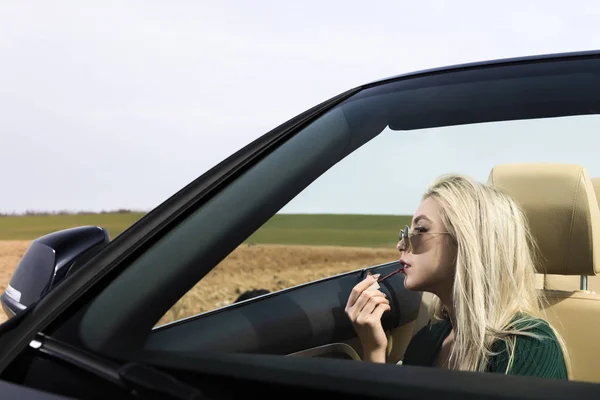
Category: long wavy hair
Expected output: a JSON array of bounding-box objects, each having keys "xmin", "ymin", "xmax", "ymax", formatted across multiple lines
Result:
[{"xmin": 424, "ymin": 174, "xmax": 570, "ymax": 374}]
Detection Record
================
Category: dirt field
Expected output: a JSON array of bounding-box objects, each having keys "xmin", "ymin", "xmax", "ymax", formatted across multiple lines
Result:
[
  {"xmin": 0, "ymin": 241, "xmax": 30, "ymax": 323},
  {"xmin": 0, "ymin": 241, "xmax": 399, "ymax": 326}
]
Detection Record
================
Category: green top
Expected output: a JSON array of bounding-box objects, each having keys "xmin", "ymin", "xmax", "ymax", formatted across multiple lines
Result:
[{"xmin": 402, "ymin": 316, "xmax": 568, "ymax": 379}]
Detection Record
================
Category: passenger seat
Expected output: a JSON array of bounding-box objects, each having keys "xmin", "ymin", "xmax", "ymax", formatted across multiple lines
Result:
[{"xmin": 489, "ymin": 163, "xmax": 600, "ymax": 382}]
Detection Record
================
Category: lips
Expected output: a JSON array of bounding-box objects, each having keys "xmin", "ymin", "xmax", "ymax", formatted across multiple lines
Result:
[{"xmin": 400, "ymin": 259, "xmax": 411, "ymax": 271}]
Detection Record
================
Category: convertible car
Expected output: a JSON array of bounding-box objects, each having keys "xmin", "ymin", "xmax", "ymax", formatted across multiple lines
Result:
[{"xmin": 1, "ymin": 50, "xmax": 600, "ymax": 399}]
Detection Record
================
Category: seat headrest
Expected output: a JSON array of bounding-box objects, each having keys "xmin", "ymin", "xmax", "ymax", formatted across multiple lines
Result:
[
  {"xmin": 488, "ymin": 163, "xmax": 600, "ymax": 276},
  {"xmin": 592, "ymin": 178, "xmax": 600, "ymax": 206}
]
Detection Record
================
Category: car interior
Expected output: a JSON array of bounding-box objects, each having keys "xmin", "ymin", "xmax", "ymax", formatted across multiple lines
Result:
[
  {"xmin": 147, "ymin": 162, "xmax": 600, "ymax": 384},
  {"xmin": 489, "ymin": 163, "xmax": 600, "ymax": 383},
  {"xmin": 360, "ymin": 164, "xmax": 600, "ymax": 383}
]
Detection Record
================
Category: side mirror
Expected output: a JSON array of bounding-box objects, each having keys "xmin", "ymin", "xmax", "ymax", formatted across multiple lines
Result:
[{"xmin": 1, "ymin": 226, "xmax": 109, "ymax": 319}]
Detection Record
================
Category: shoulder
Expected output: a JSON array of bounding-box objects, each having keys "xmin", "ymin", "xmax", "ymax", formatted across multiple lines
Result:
[{"xmin": 489, "ymin": 317, "xmax": 568, "ymax": 379}]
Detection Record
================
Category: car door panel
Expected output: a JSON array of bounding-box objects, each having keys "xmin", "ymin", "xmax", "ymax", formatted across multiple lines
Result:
[
  {"xmin": 146, "ymin": 261, "xmax": 422, "ymax": 357},
  {"xmin": 0, "ymin": 378, "xmax": 77, "ymax": 400}
]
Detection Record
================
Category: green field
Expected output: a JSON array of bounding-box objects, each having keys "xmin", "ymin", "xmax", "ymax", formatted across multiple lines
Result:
[
  {"xmin": 0, "ymin": 213, "xmax": 146, "ymax": 241},
  {"xmin": 0, "ymin": 212, "xmax": 412, "ymax": 247},
  {"xmin": 248, "ymin": 214, "xmax": 412, "ymax": 247}
]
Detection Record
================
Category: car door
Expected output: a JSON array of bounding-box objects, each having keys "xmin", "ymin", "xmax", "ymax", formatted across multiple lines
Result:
[
  {"xmin": 146, "ymin": 260, "xmax": 421, "ymax": 359},
  {"xmin": 1, "ymin": 50, "xmax": 600, "ymax": 400}
]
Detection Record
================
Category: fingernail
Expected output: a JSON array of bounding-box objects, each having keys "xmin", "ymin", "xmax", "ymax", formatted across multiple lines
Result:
[{"xmin": 372, "ymin": 274, "xmax": 380, "ymax": 279}]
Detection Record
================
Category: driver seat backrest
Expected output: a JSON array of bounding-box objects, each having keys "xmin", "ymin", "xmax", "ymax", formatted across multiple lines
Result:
[{"xmin": 489, "ymin": 163, "xmax": 600, "ymax": 382}]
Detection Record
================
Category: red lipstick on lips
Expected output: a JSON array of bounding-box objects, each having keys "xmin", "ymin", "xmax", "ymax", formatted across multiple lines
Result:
[{"xmin": 377, "ymin": 260, "xmax": 408, "ymax": 283}]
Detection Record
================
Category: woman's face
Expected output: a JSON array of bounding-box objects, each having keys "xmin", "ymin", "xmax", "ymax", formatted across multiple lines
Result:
[{"xmin": 398, "ymin": 196, "xmax": 457, "ymax": 297}]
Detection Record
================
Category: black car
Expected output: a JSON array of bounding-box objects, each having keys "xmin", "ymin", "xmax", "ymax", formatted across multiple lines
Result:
[{"xmin": 1, "ymin": 50, "xmax": 600, "ymax": 399}]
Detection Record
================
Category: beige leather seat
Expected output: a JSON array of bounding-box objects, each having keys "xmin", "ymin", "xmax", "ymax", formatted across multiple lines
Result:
[
  {"xmin": 543, "ymin": 177, "xmax": 600, "ymax": 293},
  {"xmin": 489, "ymin": 163, "xmax": 600, "ymax": 382}
]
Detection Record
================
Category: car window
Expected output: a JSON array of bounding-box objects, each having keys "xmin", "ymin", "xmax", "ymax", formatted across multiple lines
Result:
[
  {"xmin": 157, "ymin": 113, "xmax": 600, "ymax": 325},
  {"xmin": 78, "ymin": 56, "xmax": 600, "ymax": 354}
]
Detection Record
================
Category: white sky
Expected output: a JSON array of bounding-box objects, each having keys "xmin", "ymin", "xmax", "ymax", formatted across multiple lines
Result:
[{"xmin": 1, "ymin": 1, "xmax": 600, "ymax": 214}]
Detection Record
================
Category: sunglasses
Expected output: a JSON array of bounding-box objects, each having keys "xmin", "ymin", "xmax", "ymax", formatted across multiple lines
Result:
[{"xmin": 398, "ymin": 225, "xmax": 451, "ymax": 253}]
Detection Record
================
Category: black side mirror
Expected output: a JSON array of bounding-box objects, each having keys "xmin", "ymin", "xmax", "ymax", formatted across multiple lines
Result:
[{"xmin": 1, "ymin": 226, "xmax": 109, "ymax": 319}]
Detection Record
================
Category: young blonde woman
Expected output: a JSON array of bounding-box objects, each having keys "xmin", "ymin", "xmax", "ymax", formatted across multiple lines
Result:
[{"xmin": 345, "ymin": 174, "xmax": 569, "ymax": 378}]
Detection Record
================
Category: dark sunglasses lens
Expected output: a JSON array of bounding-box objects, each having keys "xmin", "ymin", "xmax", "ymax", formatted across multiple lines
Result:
[{"xmin": 398, "ymin": 226, "xmax": 410, "ymax": 252}]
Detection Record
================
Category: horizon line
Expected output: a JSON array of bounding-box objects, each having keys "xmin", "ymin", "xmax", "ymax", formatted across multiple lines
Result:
[{"xmin": 0, "ymin": 210, "xmax": 412, "ymax": 217}]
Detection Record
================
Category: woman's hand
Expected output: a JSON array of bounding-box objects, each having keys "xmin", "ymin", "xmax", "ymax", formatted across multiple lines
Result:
[{"xmin": 345, "ymin": 274, "xmax": 391, "ymax": 363}]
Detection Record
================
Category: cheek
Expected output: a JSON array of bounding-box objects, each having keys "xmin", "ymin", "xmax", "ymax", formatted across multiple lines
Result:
[
  {"xmin": 440, "ymin": 241, "xmax": 457, "ymax": 276},
  {"xmin": 432, "ymin": 240, "xmax": 456, "ymax": 279},
  {"xmin": 416, "ymin": 237, "xmax": 447, "ymax": 268},
  {"xmin": 405, "ymin": 240, "xmax": 455, "ymax": 288}
]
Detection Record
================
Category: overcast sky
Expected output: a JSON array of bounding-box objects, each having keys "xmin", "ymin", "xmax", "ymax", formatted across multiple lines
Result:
[{"xmin": 1, "ymin": 1, "xmax": 600, "ymax": 215}]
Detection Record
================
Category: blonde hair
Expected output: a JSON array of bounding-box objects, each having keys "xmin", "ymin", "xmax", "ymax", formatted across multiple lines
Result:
[{"xmin": 424, "ymin": 174, "xmax": 570, "ymax": 374}]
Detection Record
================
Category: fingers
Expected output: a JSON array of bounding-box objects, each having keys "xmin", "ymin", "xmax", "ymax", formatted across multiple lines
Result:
[
  {"xmin": 356, "ymin": 303, "xmax": 391, "ymax": 325},
  {"xmin": 346, "ymin": 290, "xmax": 389, "ymax": 324},
  {"xmin": 346, "ymin": 274, "xmax": 379, "ymax": 309},
  {"xmin": 370, "ymin": 303, "xmax": 392, "ymax": 321},
  {"xmin": 352, "ymin": 288, "xmax": 387, "ymax": 316},
  {"xmin": 354, "ymin": 301, "xmax": 391, "ymax": 327},
  {"xmin": 360, "ymin": 293, "xmax": 390, "ymax": 316}
]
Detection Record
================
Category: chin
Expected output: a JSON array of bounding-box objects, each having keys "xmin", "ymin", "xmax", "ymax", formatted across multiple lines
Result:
[
  {"xmin": 403, "ymin": 275, "xmax": 424, "ymax": 292},
  {"xmin": 403, "ymin": 270, "xmax": 434, "ymax": 292}
]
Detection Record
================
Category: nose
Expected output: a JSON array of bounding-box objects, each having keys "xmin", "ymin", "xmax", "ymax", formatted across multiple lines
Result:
[{"xmin": 396, "ymin": 241, "xmax": 406, "ymax": 253}]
